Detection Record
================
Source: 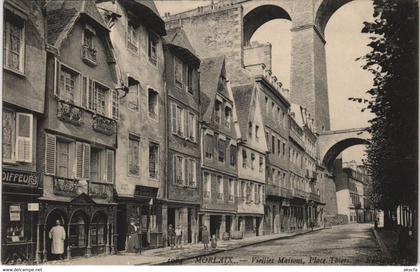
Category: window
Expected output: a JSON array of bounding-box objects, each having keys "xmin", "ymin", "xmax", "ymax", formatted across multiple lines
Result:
[
  {"xmin": 174, "ymin": 155, "xmax": 185, "ymax": 185},
  {"xmin": 278, "ymin": 139, "xmax": 281, "ymax": 156},
  {"xmin": 4, "ymin": 14, "xmax": 25, "ymax": 72},
  {"xmin": 265, "ymin": 96, "xmax": 268, "ymax": 112},
  {"xmin": 127, "ymin": 78, "xmax": 140, "ymax": 111},
  {"xmin": 90, "ymin": 147, "xmax": 113, "ymax": 183},
  {"xmin": 271, "ymin": 102, "xmax": 275, "ymax": 117},
  {"xmin": 251, "ymin": 153, "xmax": 255, "ymax": 170},
  {"xmin": 241, "ymin": 181, "xmax": 246, "ymax": 202},
  {"xmin": 203, "ymin": 172, "xmax": 211, "ymax": 198},
  {"xmin": 91, "ymin": 213, "xmax": 107, "ymax": 246},
  {"xmin": 148, "ymin": 31, "xmax": 158, "ymax": 65},
  {"xmin": 228, "ymin": 179, "xmax": 234, "ymax": 201},
  {"xmin": 218, "ymin": 139, "xmax": 226, "ymax": 163},
  {"xmin": 217, "ymin": 176, "xmax": 223, "ymax": 200},
  {"xmin": 246, "ymin": 182, "xmax": 252, "ymax": 203},
  {"xmin": 148, "ymin": 89, "xmax": 158, "ymax": 119},
  {"xmin": 56, "ymin": 140, "xmax": 71, "ymax": 178},
  {"xmin": 186, "ymin": 65, "xmax": 193, "ymax": 94},
  {"xmin": 6, "ymin": 204, "xmax": 25, "ymax": 243},
  {"xmin": 242, "ymin": 149, "xmax": 247, "ymax": 168},
  {"xmin": 254, "ymin": 184, "xmax": 259, "ymax": 203},
  {"xmin": 255, "ymin": 125, "xmax": 260, "ymax": 141},
  {"xmin": 149, "ymin": 143, "xmax": 159, "ymax": 179},
  {"xmin": 265, "ymin": 131, "xmax": 269, "ymax": 152},
  {"xmin": 225, "ymin": 106, "xmax": 231, "ymax": 128},
  {"xmin": 248, "ymin": 122, "xmax": 252, "ymax": 139},
  {"xmin": 259, "ymin": 156, "xmax": 264, "ymax": 172},
  {"xmin": 59, "ymin": 66, "xmax": 78, "ymax": 103},
  {"xmin": 128, "ymin": 135, "xmax": 140, "ymax": 176},
  {"xmin": 185, "ymin": 112, "xmax": 197, "ymax": 141},
  {"xmin": 186, "ymin": 159, "xmax": 197, "ymax": 187},
  {"xmin": 82, "ymin": 27, "xmax": 96, "ymax": 64},
  {"xmin": 95, "ymin": 84, "xmax": 107, "ymax": 116},
  {"xmin": 229, "ymin": 145, "xmax": 237, "ymax": 167},
  {"xmin": 205, "ymin": 134, "xmax": 214, "ymax": 159},
  {"xmin": 214, "ymin": 100, "xmax": 222, "ymax": 124},
  {"xmin": 271, "ymin": 135, "xmax": 275, "ymax": 153},
  {"xmin": 111, "ymin": 90, "xmax": 119, "ymax": 120},
  {"xmin": 127, "ymin": 22, "xmax": 138, "ymax": 52},
  {"xmin": 171, "ymin": 104, "xmax": 184, "ymax": 136},
  {"xmin": 283, "ymin": 143, "xmax": 286, "ymax": 157},
  {"xmin": 174, "ymin": 56, "xmax": 183, "ymax": 88},
  {"xmin": 69, "ymin": 213, "xmax": 86, "ymax": 248},
  {"xmin": 2, "ymin": 110, "xmax": 33, "ymax": 163}
]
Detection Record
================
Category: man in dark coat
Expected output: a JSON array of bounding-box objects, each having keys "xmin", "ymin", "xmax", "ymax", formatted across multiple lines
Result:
[{"xmin": 126, "ymin": 218, "xmax": 140, "ymax": 254}]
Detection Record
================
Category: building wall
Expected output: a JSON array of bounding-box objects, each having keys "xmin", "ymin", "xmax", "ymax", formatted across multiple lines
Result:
[
  {"xmin": 3, "ymin": 0, "xmax": 46, "ymax": 114},
  {"xmin": 243, "ymin": 42, "xmax": 272, "ymax": 70},
  {"xmin": 99, "ymin": 0, "xmax": 166, "ymax": 197}
]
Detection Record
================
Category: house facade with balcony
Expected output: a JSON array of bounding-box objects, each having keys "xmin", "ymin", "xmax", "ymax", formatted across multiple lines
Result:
[
  {"xmin": 96, "ymin": 0, "xmax": 167, "ymax": 251},
  {"xmin": 38, "ymin": 0, "xmax": 119, "ymax": 261},
  {"xmin": 233, "ymin": 83, "xmax": 268, "ymax": 238},
  {"xmin": 2, "ymin": 0, "xmax": 47, "ymax": 264},
  {"xmin": 199, "ymin": 56, "xmax": 239, "ymax": 240},
  {"xmin": 249, "ymin": 65, "xmax": 291, "ymax": 235},
  {"xmin": 163, "ymin": 27, "xmax": 201, "ymax": 244}
]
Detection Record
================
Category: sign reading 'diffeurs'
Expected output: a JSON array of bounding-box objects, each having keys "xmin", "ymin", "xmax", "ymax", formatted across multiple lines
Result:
[{"xmin": 2, "ymin": 169, "xmax": 39, "ymax": 187}]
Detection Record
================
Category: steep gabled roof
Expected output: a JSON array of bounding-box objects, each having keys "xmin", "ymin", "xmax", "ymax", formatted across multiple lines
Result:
[
  {"xmin": 46, "ymin": 0, "xmax": 109, "ymax": 49},
  {"xmin": 164, "ymin": 27, "xmax": 200, "ymax": 66},
  {"xmin": 232, "ymin": 84, "xmax": 254, "ymax": 137},
  {"xmin": 199, "ymin": 56, "xmax": 226, "ymax": 122}
]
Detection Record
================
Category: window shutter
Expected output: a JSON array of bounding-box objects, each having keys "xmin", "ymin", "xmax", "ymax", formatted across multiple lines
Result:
[
  {"xmin": 82, "ymin": 76, "xmax": 88, "ymax": 108},
  {"xmin": 45, "ymin": 133, "xmax": 56, "ymax": 175},
  {"xmin": 83, "ymin": 143, "xmax": 90, "ymax": 179},
  {"xmin": 15, "ymin": 113, "xmax": 33, "ymax": 163},
  {"xmin": 54, "ymin": 58, "xmax": 60, "ymax": 96},
  {"xmin": 107, "ymin": 149, "xmax": 115, "ymax": 183},
  {"xmin": 75, "ymin": 142, "xmax": 83, "ymax": 179},
  {"xmin": 171, "ymin": 103, "xmax": 177, "ymax": 133},
  {"xmin": 185, "ymin": 111, "xmax": 190, "ymax": 138}
]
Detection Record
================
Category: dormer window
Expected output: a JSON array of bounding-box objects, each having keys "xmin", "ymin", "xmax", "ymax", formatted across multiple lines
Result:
[
  {"xmin": 174, "ymin": 56, "xmax": 183, "ymax": 88},
  {"xmin": 148, "ymin": 31, "xmax": 158, "ymax": 65},
  {"xmin": 82, "ymin": 26, "xmax": 96, "ymax": 65},
  {"xmin": 148, "ymin": 89, "xmax": 159, "ymax": 119},
  {"xmin": 224, "ymin": 106, "xmax": 231, "ymax": 128},
  {"xmin": 248, "ymin": 122, "xmax": 252, "ymax": 138},
  {"xmin": 214, "ymin": 99, "xmax": 222, "ymax": 124},
  {"xmin": 127, "ymin": 22, "xmax": 138, "ymax": 53},
  {"xmin": 255, "ymin": 125, "xmax": 260, "ymax": 141}
]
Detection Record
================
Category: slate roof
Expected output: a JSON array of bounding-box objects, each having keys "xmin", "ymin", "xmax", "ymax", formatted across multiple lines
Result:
[
  {"xmin": 199, "ymin": 56, "xmax": 226, "ymax": 122},
  {"xmin": 119, "ymin": 0, "xmax": 165, "ymax": 35},
  {"xmin": 46, "ymin": 0, "xmax": 109, "ymax": 48},
  {"xmin": 164, "ymin": 27, "xmax": 200, "ymax": 65},
  {"xmin": 232, "ymin": 84, "xmax": 255, "ymax": 138}
]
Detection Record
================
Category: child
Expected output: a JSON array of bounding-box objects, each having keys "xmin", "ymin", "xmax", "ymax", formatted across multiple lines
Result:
[
  {"xmin": 210, "ymin": 234, "xmax": 217, "ymax": 249},
  {"xmin": 202, "ymin": 226, "xmax": 209, "ymax": 250}
]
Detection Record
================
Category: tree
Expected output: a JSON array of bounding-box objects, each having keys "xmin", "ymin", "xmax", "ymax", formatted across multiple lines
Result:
[{"xmin": 352, "ymin": 0, "xmax": 418, "ymax": 226}]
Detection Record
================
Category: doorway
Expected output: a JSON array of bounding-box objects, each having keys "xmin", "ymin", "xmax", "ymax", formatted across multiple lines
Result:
[
  {"xmin": 187, "ymin": 208, "xmax": 192, "ymax": 243},
  {"xmin": 45, "ymin": 209, "xmax": 67, "ymax": 261},
  {"xmin": 116, "ymin": 204, "xmax": 127, "ymax": 252},
  {"xmin": 225, "ymin": 216, "xmax": 231, "ymax": 233},
  {"xmin": 210, "ymin": 215, "xmax": 221, "ymax": 238}
]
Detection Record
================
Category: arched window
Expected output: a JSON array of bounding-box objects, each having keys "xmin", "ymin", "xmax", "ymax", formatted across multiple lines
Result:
[
  {"xmin": 69, "ymin": 212, "xmax": 87, "ymax": 248},
  {"xmin": 91, "ymin": 213, "xmax": 107, "ymax": 246}
]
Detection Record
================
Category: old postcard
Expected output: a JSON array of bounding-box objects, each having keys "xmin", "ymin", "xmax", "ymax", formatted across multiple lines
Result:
[{"xmin": 1, "ymin": 0, "xmax": 417, "ymax": 270}]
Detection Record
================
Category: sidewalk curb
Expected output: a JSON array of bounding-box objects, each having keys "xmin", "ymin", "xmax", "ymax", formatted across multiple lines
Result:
[
  {"xmin": 371, "ymin": 227, "xmax": 391, "ymax": 257},
  {"xmin": 152, "ymin": 227, "xmax": 325, "ymax": 265}
]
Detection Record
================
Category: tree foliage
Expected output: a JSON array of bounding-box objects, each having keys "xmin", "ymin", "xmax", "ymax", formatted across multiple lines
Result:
[{"xmin": 354, "ymin": 0, "xmax": 418, "ymax": 211}]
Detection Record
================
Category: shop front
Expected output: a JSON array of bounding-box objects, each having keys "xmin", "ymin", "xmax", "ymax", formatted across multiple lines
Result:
[
  {"xmin": 116, "ymin": 185, "xmax": 165, "ymax": 252},
  {"xmin": 2, "ymin": 168, "xmax": 42, "ymax": 265}
]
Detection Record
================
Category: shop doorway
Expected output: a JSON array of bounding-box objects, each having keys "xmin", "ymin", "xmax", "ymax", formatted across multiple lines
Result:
[
  {"xmin": 91, "ymin": 212, "xmax": 108, "ymax": 255},
  {"xmin": 45, "ymin": 209, "xmax": 67, "ymax": 261},
  {"xmin": 225, "ymin": 216, "xmax": 231, "ymax": 233},
  {"xmin": 256, "ymin": 217, "xmax": 261, "ymax": 236},
  {"xmin": 116, "ymin": 204, "xmax": 127, "ymax": 252},
  {"xmin": 198, "ymin": 214, "xmax": 203, "ymax": 242},
  {"xmin": 210, "ymin": 215, "xmax": 221, "ymax": 238},
  {"xmin": 68, "ymin": 210, "xmax": 89, "ymax": 258},
  {"xmin": 168, "ymin": 208, "xmax": 176, "ymax": 228}
]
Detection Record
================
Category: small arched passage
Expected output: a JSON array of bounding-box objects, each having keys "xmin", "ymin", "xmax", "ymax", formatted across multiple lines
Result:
[
  {"xmin": 243, "ymin": 5, "xmax": 291, "ymax": 46},
  {"xmin": 322, "ymin": 137, "xmax": 369, "ymax": 172},
  {"xmin": 68, "ymin": 210, "xmax": 90, "ymax": 257},
  {"xmin": 45, "ymin": 208, "xmax": 68, "ymax": 260}
]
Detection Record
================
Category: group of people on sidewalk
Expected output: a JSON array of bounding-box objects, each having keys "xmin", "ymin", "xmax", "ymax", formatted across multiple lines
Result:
[{"xmin": 167, "ymin": 224, "xmax": 217, "ymax": 250}]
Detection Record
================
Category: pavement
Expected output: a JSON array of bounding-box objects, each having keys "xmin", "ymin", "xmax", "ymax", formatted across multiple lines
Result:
[{"xmin": 47, "ymin": 227, "xmax": 323, "ymax": 265}]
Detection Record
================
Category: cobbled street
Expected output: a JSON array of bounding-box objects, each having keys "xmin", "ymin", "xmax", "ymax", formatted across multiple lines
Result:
[{"xmin": 184, "ymin": 224, "xmax": 390, "ymax": 265}]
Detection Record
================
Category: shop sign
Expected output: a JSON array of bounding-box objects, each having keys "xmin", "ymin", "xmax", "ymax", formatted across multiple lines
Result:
[
  {"xmin": 28, "ymin": 203, "xmax": 39, "ymax": 211},
  {"xmin": 9, "ymin": 205, "xmax": 21, "ymax": 221},
  {"xmin": 134, "ymin": 185, "xmax": 158, "ymax": 198},
  {"xmin": 2, "ymin": 169, "xmax": 39, "ymax": 187}
]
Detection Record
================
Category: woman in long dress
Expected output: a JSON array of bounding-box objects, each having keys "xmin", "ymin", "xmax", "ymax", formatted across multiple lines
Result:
[
  {"xmin": 126, "ymin": 218, "xmax": 140, "ymax": 254},
  {"xmin": 201, "ymin": 226, "xmax": 209, "ymax": 250}
]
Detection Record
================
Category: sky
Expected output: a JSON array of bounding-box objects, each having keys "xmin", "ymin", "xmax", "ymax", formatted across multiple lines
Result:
[{"xmin": 155, "ymin": 0, "xmax": 375, "ymax": 164}]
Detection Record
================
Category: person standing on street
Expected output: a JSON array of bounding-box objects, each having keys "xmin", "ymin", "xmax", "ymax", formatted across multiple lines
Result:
[
  {"xmin": 126, "ymin": 218, "xmax": 141, "ymax": 254},
  {"xmin": 201, "ymin": 226, "xmax": 209, "ymax": 250},
  {"xmin": 168, "ymin": 224, "xmax": 176, "ymax": 249},
  {"xmin": 49, "ymin": 219, "xmax": 66, "ymax": 260},
  {"xmin": 175, "ymin": 224, "xmax": 183, "ymax": 249}
]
